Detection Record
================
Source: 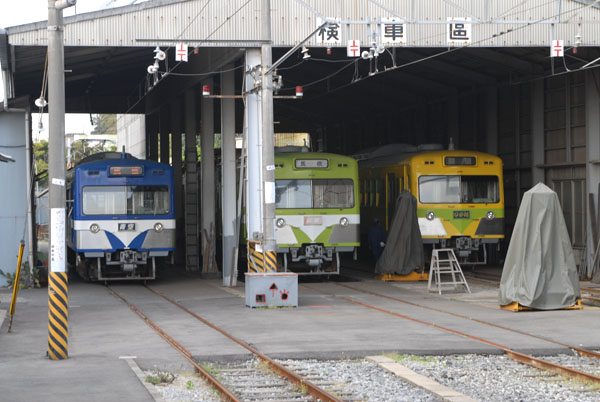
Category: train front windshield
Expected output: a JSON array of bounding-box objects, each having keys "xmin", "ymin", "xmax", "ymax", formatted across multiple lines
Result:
[
  {"xmin": 418, "ymin": 175, "xmax": 499, "ymax": 204},
  {"xmin": 82, "ymin": 185, "xmax": 170, "ymax": 215},
  {"xmin": 276, "ymin": 179, "xmax": 354, "ymax": 209}
]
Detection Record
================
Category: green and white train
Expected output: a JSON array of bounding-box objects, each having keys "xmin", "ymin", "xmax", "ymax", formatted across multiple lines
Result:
[{"xmin": 274, "ymin": 151, "xmax": 360, "ymax": 275}]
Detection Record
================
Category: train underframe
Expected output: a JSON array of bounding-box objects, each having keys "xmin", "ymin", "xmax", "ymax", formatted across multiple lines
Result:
[
  {"xmin": 277, "ymin": 244, "xmax": 356, "ymax": 275},
  {"xmin": 74, "ymin": 250, "xmax": 165, "ymax": 281},
  {"xmin": 424, "ymin": 237, "xmax": 501, "ymax": 266}
]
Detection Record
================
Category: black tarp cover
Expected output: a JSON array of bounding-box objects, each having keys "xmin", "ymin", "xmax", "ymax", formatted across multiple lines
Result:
[
  {"xmin": 498, "ymin": 183, "xmax": 581, "ymax": 309},
  {"xmin": 375, "ymin": 191, "xmax": 425, "ymax": 275}
]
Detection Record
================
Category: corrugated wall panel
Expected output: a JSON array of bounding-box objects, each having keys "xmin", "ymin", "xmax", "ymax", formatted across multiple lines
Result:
[{"xmin": 8, "ymin": 0, "xmax": 600, "ymax": 47}]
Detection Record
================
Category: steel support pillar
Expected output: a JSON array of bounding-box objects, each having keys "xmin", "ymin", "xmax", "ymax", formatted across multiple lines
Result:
[
  {"xmin": 447, "ymin": 91, "xmax": 459, "ymax": 148},
  {"xmin": 170, "ymin": 99, "xmax": 184, "ymax": 264},
  {"xmin": 586, "ymin": 70, "xmax": 600, "ymax": 281},
  {"xmin": 485, "ymin": 87, "xmax": 498, "ymax": 155},
  {"xmin": 221, "ymin": 65, "xmax": 237, "ymax": 285},
  {"xmin": 146, "ymin": 113, "xmax": 159, "ymax": 162},
  {"xmin": 201, "ymin": 78, "xmax": 215, "ymax": 269},
  {"xmin": 531, "ymin": 80, "xmax": 545, "ymax": 184},
  {"xmin": 184, "ymin": 89, "xmax": 200, "ymax": 272},
  {"xmin": 159, "ymin": 106, "xmax": 170, "ymax": 165}
]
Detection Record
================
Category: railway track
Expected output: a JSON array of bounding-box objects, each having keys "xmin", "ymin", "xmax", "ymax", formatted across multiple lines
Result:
[
  {"xmin": 300, "ymin": 282, "xmax": 600, "ymax": 386},
  {"xmin": 106, "ymin": 285, "xmax": 345, "ymax": 402}
]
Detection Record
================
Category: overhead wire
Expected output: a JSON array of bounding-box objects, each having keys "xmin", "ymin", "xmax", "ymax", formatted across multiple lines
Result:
[{"xmin": 120, "ymin": 0, "xmax": 252, "ymax": 116}]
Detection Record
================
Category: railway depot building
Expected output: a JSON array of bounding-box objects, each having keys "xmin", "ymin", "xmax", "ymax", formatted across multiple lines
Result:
[{"xmin": 1, "ymin": 0, "xmax": 600, "ymax": 276}]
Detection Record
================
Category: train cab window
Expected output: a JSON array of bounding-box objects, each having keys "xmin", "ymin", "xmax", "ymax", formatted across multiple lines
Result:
[
  {"xmin": 313, "ymin": 179, "xmax": 354, "ymax": 209},
  {"xmin": 275, "ymin": 179, "xmax": 354, "ymax": 209},
  {"xmin": 82, "ymin": 185, "xmax": 170, "ymax": 215},
  {"xmin": 418, "ymin": 175, "xmax": 499, "ymax": 204}
]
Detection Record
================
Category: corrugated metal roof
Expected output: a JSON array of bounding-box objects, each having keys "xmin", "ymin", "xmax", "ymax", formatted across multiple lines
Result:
[{"xmin": 6, "ymin": 0, "xmax": 600, "ymax": 48}]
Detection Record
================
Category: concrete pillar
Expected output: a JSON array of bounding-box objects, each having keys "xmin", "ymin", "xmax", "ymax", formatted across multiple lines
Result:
[
  {"xmin": 245, "ymin": 49, "xmax": 263, "ymax": 239},
  {"xmin": 531, "ymin": 80, "xmax": 545, "ymax": 185},
  {"xmin": 201, "ymin": 77, "xmax": 215, "ymax": 261},
  {"xmin": 146, "ymin": 113, "xmax": 159, "ymax": 162},
  {"xmin": 170, "ymin": 99, "xmax": 184, "ymax": 264},
  {"xmin": 184, "ymin": 89, "xmax": 200, "ymax": 272},
  {"xmin": 586, "ymin": 70, "xmax": 600, "ymax": 281},
  {"xmin": 221, "ymin": 64, "xmax": 237, "ymax": 286},
  {"xmin": 159, "ymin": 106, "xmax": 170, "ymax": 165},
  {"xmin": 485, "ymin": 87, "xmax": 498, "ymax": 155}
]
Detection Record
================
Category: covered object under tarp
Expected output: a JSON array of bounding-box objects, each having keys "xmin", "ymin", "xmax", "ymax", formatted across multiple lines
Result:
[
  {"xmin": 499, "ymin": 183, "xmax": 581, "ymax": 310},
  {"xmin": 375, "ymin": 191, "xmax": 425, "ymax": 275}
]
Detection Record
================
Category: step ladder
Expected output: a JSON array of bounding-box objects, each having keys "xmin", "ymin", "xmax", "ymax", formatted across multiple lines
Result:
[{"xmin": 427, "ymin": 248, "xmax": 471, "ymax": 295}]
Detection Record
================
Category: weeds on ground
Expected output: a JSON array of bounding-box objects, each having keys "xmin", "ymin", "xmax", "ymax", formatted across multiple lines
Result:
[
  {"xmin": 385, "ymin": 353, "xmax": 439, "ymax": 366},
  {"xmin": 145, "ymin": 371, "xmax": 175, "ymax": 385},
  {"xmin": 200, "ymin": 363, "xmax": 221, "ymax": 379},
  {"xmin": 0, "ymin": 263, "xmax": 42, "ymax": 289}
]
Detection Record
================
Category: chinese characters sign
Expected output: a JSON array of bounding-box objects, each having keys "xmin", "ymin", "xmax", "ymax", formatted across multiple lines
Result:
[
  {"xmin": 447, "ymin": 18, "xmax": 471, "ymax": 46},
  {"xmin": 381, "ymin": 18, "xmax": 406, "ymax": 45},
  {"xmin": 316, "ymin": 17, "xmax": 341, "ymax": 45}
]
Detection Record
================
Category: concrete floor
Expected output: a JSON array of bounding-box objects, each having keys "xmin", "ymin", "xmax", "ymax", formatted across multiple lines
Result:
[{"xmin": 1, "ymin": 264, "xmax": 599, "ymax": 402}]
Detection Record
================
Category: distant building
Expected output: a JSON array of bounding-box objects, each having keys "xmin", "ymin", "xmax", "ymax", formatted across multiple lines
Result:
[{"xmin": 116, "ymin": 114, "xmax": 145, "ymax": 158}]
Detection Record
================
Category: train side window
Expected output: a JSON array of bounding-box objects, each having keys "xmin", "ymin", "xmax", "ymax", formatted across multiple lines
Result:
[{"xmin": 370, "ymin": 180, "xmax": 375, "ymax": 207}]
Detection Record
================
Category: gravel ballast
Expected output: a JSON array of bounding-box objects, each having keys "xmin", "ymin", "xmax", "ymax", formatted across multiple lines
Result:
[{"xmin": 146, "ymin": 353, "xmax": 600, "ymax": 401}]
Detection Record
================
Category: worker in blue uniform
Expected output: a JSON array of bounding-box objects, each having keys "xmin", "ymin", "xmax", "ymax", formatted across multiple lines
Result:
[{"xmin": 368, "ymin": 217, "xmax": 386, "ymax": 263}]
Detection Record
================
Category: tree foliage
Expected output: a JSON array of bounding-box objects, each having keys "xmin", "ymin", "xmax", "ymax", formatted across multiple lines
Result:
[
  {"xmin": 33, "ymin": 139, "xmax": 49, "ymax": 188},
  {"xmin": 91, "ymin": 114, "xmax": 116, "ymax": 135}
]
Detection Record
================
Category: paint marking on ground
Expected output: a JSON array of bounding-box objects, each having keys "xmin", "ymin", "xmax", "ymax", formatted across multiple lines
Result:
[{"xmin": 366, "ymin": 355, "xmax": 477, "ymax": 402}]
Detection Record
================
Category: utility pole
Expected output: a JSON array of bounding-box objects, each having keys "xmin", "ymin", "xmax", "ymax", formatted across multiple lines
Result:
[
  {"xmin": 47, "ymin": 0, "xmax": 76, "ymax": 361},
  {"xmin": 261, "ymin": 0, "xmax": 277, "ymax": 268}
]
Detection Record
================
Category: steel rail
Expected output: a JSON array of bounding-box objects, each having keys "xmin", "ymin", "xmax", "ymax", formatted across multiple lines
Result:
[
  {"xmin": 336, "ymin": 283, "xmax": 600, "ymax": 360},
  {"xmin": 342, "ymin": 296, "xmax": 600, "ymax": 385},
  {"xmin": 581, "ymin": 287, "xmax": 600, "ymax": 294},
  {"xmin": 144, "ymin": 285, "xmax": 342, "ymax": 402},
  {"xmin": 106, "ymin": 286, "xmax": 240, "ymax": 402}
]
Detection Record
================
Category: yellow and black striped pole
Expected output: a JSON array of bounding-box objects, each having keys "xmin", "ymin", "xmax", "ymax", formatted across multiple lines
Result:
[
  {"xmin": 48, "ymin": 208, "xmax": 68, "ymax": 360},
  {"xmin": 8, "ymin": 241, "xmax": 25, "ymax": 332},
  {"xmin": 48, "ymin": 271, "xmax": 68, "ymax": 360},
  {"xmin": 47, "ymin": 0, "xmax": 73, "ymax": 360},
  {"xmin": 247, "ymin": 241, "xmax": 277, "ymax": 273}
]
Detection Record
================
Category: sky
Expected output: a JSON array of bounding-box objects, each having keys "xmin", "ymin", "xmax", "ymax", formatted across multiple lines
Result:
[{"xmin": 0, "ymin": 0, "xmax": 148, "ymax": 140}]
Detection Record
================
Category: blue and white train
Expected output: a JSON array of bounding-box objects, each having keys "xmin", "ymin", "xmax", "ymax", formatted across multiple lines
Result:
[{"xmin": 67, "ymin": 152, "xmax": 175, "ymax": 281}]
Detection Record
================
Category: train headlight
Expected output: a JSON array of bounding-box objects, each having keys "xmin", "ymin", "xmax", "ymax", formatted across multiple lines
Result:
[
  {"xmin": 89, "ymin": 223, "xmax": 100, "ymax": 233},
  {"xmin": 426, "ymin": 211, "xmax": 435, "ymax": 221},
  {"xmin": 154, "ymin": 222, "xmax": 164, "ymax": 232},
  {"xmin": 276, "ymin": 218, "xmax": 286, "ymax": 228},
  {"xmin": 486, "ymin": 211, "xmax": 495, "ymax": 220},
  {"xmin": 339, "ymin": 217, "xmax": 349, "ymax": 227}
]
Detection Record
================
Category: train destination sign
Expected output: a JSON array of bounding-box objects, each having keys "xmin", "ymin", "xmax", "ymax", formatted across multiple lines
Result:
[
  {"xmin": 295, "ymin": 159, "xmax": 328, "ymax": 168},
  {"xmin": 109, "ymin": 166, "xmax": 144, "ymax": 176},
  {"xmin": 445, "ymin": 156, "xmax": 476, "ymax": 166}
]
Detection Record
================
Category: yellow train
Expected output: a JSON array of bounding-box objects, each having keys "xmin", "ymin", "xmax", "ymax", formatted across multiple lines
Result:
[{"xmin": 358, "ymin": 146, "xmax": 504, "ymax": 264}]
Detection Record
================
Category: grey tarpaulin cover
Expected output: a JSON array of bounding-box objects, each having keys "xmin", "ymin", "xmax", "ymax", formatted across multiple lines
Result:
[
  {"xmin": 499, "ymin": 183, "xmax": 581, "ymax": 309},
  {"xmin": 375, "ymin": 191, "xmax": 425, "ymax": 275}
]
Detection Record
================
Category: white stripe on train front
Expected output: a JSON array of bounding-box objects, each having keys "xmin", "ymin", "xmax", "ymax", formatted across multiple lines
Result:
[
  {"xmin": 275, "ymin": 214, "xmax": 359, "ymax": 243},
  {"xmin": 418, "ymin": 217, "xmax": 447, "ymax": 236},
  {"xmin": 73, "ymin": 219, "xmax": 175, "ymax": 249}
]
